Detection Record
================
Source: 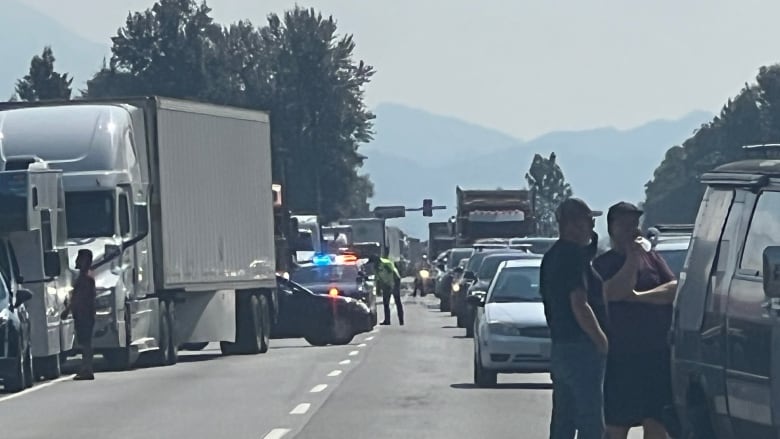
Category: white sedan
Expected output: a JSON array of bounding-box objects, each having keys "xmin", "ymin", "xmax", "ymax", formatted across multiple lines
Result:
[{"xmin": 468, "ymin": 258, "xmax": 550, "ymax": 387}]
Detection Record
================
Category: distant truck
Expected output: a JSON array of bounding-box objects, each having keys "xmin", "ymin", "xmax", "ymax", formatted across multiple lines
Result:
[
  {"xmin": 291, "ymin": 215, "xmax": 322, "ymax": 262},
  {"xmin": 0, "ymin": 97, "xmax": 278, "ymax": 370},
  {"xmin": 0, "ymin": 166, "xmax": 69, "ymax": 384},
  {"xmin": 455, "ymin": 186, "xmax": 536, "ymax": 246},
  {"xmin": 428, "ymin": 221, "xmax": 455, "ymax": 259},
  {"xmin": 340, "ymin": 218, "xmax": 386, "ymax": 256}
]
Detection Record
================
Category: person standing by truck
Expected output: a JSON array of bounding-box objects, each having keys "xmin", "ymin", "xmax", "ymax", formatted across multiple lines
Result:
[
  {"xmin": 368, "ymin": 255, "xmax": 404, "ymax": 325},
  {"xmin": 62, "ymin": 250, "xmax": 96, "ymax": 380}
]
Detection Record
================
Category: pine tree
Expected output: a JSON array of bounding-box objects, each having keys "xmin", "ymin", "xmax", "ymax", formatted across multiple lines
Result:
[
  {"xmin": 525, "ymin": 152, "xmax": 573, "ymax": 236},
  {"xmin": 15, "ymin": 47, "xmax": 73, "ymax": 101}
]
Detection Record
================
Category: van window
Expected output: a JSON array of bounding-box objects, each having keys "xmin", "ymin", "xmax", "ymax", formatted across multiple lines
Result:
[{"xmin": 740, "ymin": 191, "xmax": 780, "ymax": 275}]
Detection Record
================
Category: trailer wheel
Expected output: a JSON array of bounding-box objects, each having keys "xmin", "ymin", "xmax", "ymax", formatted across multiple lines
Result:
[
  {"xmin": 34, "ymin": 353, "xmax": 61, "ymax": 381},
  {"xmin": 258, "ymin": 294, "xmax": 271, "ymax": 354}
]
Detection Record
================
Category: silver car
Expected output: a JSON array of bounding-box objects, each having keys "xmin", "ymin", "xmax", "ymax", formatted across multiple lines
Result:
[{"xmin": 469, "ymin": 258, "xmax": 549, "ymax": 387}]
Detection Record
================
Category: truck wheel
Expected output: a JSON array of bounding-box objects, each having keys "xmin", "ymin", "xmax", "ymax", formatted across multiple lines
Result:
[
  {"xmin": 34, "ymin": 353, "xmax": 61, "ymax": 381},
  {"xmin": 23, "ymin": 343, "xmax": 34, "ymax": 388},
  {"xmin": 465, "ymin": 320, "xmax": 474, "ymax": 338},
  {"xmin": 148, "ymin": 301, "xmax": 172, "ymax": 367},
  {"xmin": 166, "ymin": 302, "xmax": 178, "ymax": 365},
  {"xmin": 104, "ymin": 348, "xmax": 132, "ymax": 371},
  {"xmin": 4, "ymin": 336, "xmax": 26, "ymax": 392},
  {"xmin": 221, "ymin": 293, "xmax": 260, "ymax": 355},
  {"xmin": 258, "ymin": 294, "xmax": 271, "ymax": 354}
]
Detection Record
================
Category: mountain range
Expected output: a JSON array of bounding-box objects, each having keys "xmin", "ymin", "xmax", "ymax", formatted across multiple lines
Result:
[
  {"xmin": 361, "ymin": 104, "xmax": 713, "ymax": 238},
  {"xmin": 0, "ymin": 0, "xmax": 714, "ymax": 239}
]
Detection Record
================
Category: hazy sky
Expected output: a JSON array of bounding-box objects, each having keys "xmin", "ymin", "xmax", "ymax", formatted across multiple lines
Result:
[{"xmin": 18, "ymin": 0, "xmax": 780, "ymax": 139}]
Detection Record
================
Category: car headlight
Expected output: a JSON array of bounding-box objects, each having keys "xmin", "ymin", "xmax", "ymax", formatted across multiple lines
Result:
[
  {"xmin": 419, "ymin": 269, "xmax": 430, "ymax": 279},
  {"xmin": 488, "ymin": 322, "xmax": 523, "ymax": 336},
  {"xmin": 452, "ymin": 283, "xmax": 460, "ymax": 292}
]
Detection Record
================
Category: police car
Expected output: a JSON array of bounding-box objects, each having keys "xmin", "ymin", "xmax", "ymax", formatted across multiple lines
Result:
[{"xmin": 290, "ymin": 253, "xmax": 378, "ymax": 326}]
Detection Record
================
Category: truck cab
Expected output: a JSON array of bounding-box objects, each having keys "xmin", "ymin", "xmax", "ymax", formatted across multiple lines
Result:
[
  {"xmin": 671, "ymin": 145, "xmax": 780, "ymax": 438},
  {"xmin": 0, "ymin": 166, "xmax": 67, "ymax": 387}
]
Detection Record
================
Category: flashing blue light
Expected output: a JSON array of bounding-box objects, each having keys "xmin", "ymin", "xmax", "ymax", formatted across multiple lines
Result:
[{"xmin": 312, "ymin": 254, "xmax": 332, "ymax": 266}]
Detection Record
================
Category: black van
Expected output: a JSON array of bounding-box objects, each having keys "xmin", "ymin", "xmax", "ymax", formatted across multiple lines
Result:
[{"xmin": 671, "ymin": 144, "xmax": 780, "ymax": 438}]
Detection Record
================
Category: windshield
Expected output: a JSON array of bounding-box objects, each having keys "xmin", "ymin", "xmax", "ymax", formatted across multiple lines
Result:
[
  {"xmin": 291, "ymin": 264, "xmax": 360, "ymax": 285},
  {"xmin": 448, "ymin": 249, "xmax": 473, "ymax": 269},
  {"xmin": 0, "ymin": 173, "xmax": 28, "ymax": 232},
  {"xmin": 466, "ymin": 252, "xmax": 489, "ymax": 272},
  {"xmin": 65, "ymin": 191, "xmax": 115, "ymax": 238},
  {"xmin": 478, "ymin": 254, "xmax": 529, "ymax": 280},
  {"xmin": 657, "ymin": 249, "xmax": 687, "ymax": 278},
  {"xmin": 296, "ymin": 230, "xmax": 315, "ymax": 251},
  {"xmin": 488, "ymin": 266, "xmax": 541, "ymax": 303}
]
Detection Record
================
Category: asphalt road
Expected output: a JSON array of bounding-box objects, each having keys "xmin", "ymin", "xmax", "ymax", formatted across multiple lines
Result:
[{"xmin": 0, "ymin": 293, "xmax": 644, "ymax": 439}]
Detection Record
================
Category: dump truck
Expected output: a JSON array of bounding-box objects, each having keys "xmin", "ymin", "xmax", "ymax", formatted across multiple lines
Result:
[{"xmin": 454, "ymin": 186, "xmax": 535, "ymax": 246}]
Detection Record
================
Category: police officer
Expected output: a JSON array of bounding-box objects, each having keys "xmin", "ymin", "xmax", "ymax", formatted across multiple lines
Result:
[{"xmin": 368, "ymin": 255, "xmax": 404, "ymax": 325}]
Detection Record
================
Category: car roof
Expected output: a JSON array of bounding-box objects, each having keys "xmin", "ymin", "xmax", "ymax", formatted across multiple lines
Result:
[
  {"xmin": 500, "ymin": 258, "xmax": 543, "ymax": 268},
  {"xmin": 482, "ymin": 251, "xmax": 542, "ymax": 260}
]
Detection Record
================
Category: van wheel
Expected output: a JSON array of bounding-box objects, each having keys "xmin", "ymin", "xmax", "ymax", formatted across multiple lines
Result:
[
  {"xmin": 222, "ymin": 294, "xmax": 261, "ymax": 355},
  {"xmin": 685, "ymin": 389, "xmax": 716, "ymax": 439},
  {"xmin": 35, "ymin": 354, "xmax": 61, "ymax": 380}
]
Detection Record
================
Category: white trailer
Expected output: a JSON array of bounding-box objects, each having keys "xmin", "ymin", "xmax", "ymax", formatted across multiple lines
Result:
[{"xmin": 0, "ymin": 97, "xmax": 278, "ymax": 369}]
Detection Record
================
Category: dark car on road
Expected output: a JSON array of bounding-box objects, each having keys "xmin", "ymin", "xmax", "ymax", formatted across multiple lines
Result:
[
  {"xmin": 272, "ymin": 275, "xmax": 373, "ymax": 346},
  {"xmin": 290, "ymin": 254, "xmax": 378, "ymax": 326},
  {"xmin": 435, "ymin": 247, "xmax": 475, "ymax": 312},
  {"xmin": 0, "ymin": 270, "xmax": 34, "ymax": 392}
]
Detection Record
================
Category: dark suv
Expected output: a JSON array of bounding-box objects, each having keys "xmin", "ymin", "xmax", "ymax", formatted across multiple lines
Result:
[{"xmin": 671, "ymin": 145, "xmax": 780, "ymax": 438}]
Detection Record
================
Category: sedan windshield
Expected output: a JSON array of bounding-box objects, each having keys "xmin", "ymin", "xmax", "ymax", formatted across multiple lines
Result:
[
  {"xmin": 291, "ymin": 265, "xmax": 360, "ymax": 285},
  {"xmin": 657, "ymin": 249, "xmax": 687, "ymax": 277},
  {"xmin": 488, "ymin": 266, "xmax": 541, "ymax": 303},
  {"xmin": 66, "ymin": 191, "xmax": 115, "ymax": 238},
  {"xmin": 478, "ymin": 254, "xmax": 530, "ymax": 280}
]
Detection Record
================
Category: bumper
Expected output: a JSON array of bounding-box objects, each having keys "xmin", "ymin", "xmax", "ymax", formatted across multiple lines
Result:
[{"xmin": 479, "ymin": 334, "xmax": 551, "ymax": 372}]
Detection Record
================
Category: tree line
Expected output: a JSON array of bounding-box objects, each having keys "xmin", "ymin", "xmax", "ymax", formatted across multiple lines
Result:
[{"xmin": 12, "ymin": 0, "xmax": 374, "ymax": 223}]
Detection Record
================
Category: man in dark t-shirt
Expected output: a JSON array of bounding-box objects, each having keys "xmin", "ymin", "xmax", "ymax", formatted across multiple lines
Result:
[{"xmin": 540, "ymin": 198, "xmax": 608, "ymax": 439}]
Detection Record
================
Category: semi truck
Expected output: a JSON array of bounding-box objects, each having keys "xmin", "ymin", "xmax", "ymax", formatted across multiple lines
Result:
[
  {"xmin": 0, "ymin": 165, "xmax": 69, "ymax": 385},
  {"xmin": 290, "ymin": 215, "xmax": 322, "ymax": 263},
  {"xmin": 0, "ymin": 96, "xmax": 278, "ymax": 370},
  {"xmin": 340, "ymin": 218, "xmax": 386, "ymax": 257},
  {"xmin": 454, "ymin": 186, "xmax": 535, "ymax": 246}
]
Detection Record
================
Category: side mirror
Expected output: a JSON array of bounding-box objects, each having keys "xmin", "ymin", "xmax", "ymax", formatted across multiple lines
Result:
[
  {"xmin": 463, "ymin": 271, "xmax": 476, "ymax": 281},
  {"xmin": 136, "ymin": 204, "xmax": 149, "ymax": 238},
  {"xmin": 43, "ymin": 250, "xmax": 61, "ymax": 278},
  {"xmin": 466, "ymin": 294, "xmax": 485, "ymax": 307},
  {"xmin": 105, "ymin": 243, "xmax": 122, "ymax": 260},
  {"xmin": 763, "ymin": 246, "xmax": 780, "ymax": 298},
  {"xmin": 15, "ymin": 288, "xmax": 33, "ymax": 307}
]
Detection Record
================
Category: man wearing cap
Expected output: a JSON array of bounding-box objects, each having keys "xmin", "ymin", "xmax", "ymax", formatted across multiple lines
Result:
[
  {"xmin": 541, "ymin": 198, "xmax": 609, "ymax": 439},
  {"xmin": 592, "ymin": 202, "xmax": 678, "ymax": 439}
]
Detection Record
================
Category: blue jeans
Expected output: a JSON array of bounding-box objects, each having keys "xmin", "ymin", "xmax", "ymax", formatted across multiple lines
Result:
[{"xmin": 549, "ymin": 341, "xmax": 607, "ymax": 439}]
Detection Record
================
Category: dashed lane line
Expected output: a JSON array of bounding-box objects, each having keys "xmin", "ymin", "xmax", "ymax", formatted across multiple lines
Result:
[
  {"xmin": 327, "ymin": 370, "xmax": 342, "ymax": 377},
  {"xmin": 358, "ymin": 343, "xmax": 367, "ymax": 347},
  {"xmin": 339, "ymin": 359, "xmax": 351, "ymax": 365},
  {"xmin": 263, "ymin": 428, "xmax": 291, "ymax": 439},
  {"xmin": 310, "ymin": 384, "xmax": 328, "ymax": 393},
  {"xmin": 290, "ymin": 403, "xmax": 311, "ymax": 415},
  {"xmin": 348, "ymin": 350, "xmax": 359, "ymax": 356},
  {"xmin": 365, "ymin": 336, "xmax": 374, "ymax": 341}
]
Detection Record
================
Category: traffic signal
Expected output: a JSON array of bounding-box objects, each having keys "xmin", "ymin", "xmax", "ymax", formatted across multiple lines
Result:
[{"xmin": 423, "ymin": 199, "xmax": 433, "ymax": 217}]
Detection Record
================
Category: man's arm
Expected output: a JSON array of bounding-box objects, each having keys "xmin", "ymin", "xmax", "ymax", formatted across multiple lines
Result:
[
  {"xmin": 629, "ymin": 280, "xmax": 678, "ymax": 304},
  {"xmin": 601, "ymin": 250, "xmax": 639, "ymax": 302},
  {"xmin": 570, "ymin": 288, "xmax": 608, "ymax": 354}
]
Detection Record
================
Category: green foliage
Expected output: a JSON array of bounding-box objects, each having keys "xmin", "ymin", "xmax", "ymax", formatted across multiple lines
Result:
[
  {"xmin": 15, "ymin": 46, "xmax": 73, "ymax": 101},
  {"xmin": 85, "ymin": 0, "xmax": 375, "ymax": 222},
  {"xmin": 643, "ymin": 67, "xmax": 776, "ymax": 226},
  {"xmin": 525, "ymin": 152, "xmax": 573, "ymax": 237}
]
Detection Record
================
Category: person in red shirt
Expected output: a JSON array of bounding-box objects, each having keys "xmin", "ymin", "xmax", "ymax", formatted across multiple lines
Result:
[{"xmin": 62, "ymin": 249, "xmax": 96, "ymax": 380}]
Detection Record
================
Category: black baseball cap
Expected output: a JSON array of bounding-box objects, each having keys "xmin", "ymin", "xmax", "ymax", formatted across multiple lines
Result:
[
  {"xmin": 555, "ymin": 198, "xmax": 603, "ymax": 223},
  {"xmin": 607, "ymin": 201, "xmax": 644, "ymax": 223}
]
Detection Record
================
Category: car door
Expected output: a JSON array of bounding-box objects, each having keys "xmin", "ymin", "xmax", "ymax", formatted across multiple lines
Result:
[{"xmin": 724, "ymin": 188, "xmax": 780, "ymax": 438}]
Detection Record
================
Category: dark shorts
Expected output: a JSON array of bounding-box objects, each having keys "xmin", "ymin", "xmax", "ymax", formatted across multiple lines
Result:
[
  {"xmin": 604, "ymin": 349, "xmax": 673, "ymax": 427},
  {"xmin": 74, "ymin": 317, "xmax": 95, "ymax": 346}
]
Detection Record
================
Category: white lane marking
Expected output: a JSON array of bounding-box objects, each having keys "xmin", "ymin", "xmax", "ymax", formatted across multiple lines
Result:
[
  {"xmin": 365, "ymin": 336, "xmax": 374, "ymax": 341},
  {"xmin": 290, "ymin": 403, "xmax": 311, "ymax": 415},
  {"xmin": 358, "ymin": 343, "xmax": 367, "ymax": 347},
  {"xmin": 327, "ymin": 370, "xmax": 342, "ymax": 377},
  {"xmin": 339, "ymin": 359, "xmax": 351, "ymax": 365},
  {"xmin": 0, "ymin": 374, "xmax": 75, "ymax": 403},
  {"xmin": 310, "ymin": 384, "xmax": 328, "ymax": 393},
  {"xmin": 263, "ymin": 428, "xmax": 291, "ymax": 439},
  {"xmin": 348, "ymin": 350, "xmax": 359, "ymax": 356}
]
